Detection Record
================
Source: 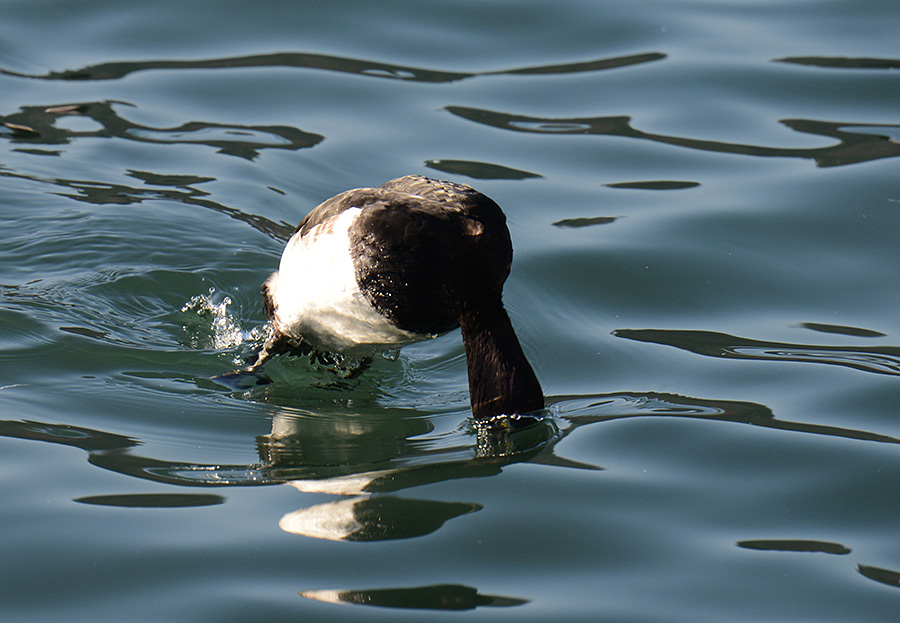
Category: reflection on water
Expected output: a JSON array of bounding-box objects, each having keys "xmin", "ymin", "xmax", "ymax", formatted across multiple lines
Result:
[
  {"xmin": 424, "ymin": 159, "xmax": 541, "ymax": 180},
  {"xmin": 0, "ymin": 155, "xmax": 293, "ymax": 240},
  {"xmin": 446, "ymin": 106, "xmax": 900, "ymax": 168},
  {"xmin": 857, "ymin": 565, "xmax": 900, "ymax": 590},
  {"xmin": 774, "ymin": 56, "xmax": 900, "ymax": 70},
  {"xmin": 737, "ymin": 539, "xmax": 851, "ymax": 555},
  {"xmin": 279, "ymin": 496, "xmax": 480, "ymax": 541},
  {"xmin": 0, "ymin": 51, "xmax": 665, "ymax": 84},
  {"xmin": 552, "ymin": 215, "xmax": 619, "ymax": 229},
  {"xmin": 615, "ymin": 329, "xmax": 900, "ymax": 377},
  {"xmin": 737, "ymin": 538, "xmax": 900, "ymax": 595},
  {"xmin": 4, "ymin": 386, "xmax": 900, "ymax": 525},
  {"xmin": 604, "ymin": 180, "xmax": 700, "ymax": 190},
  {"xmin": 74, "ymin": 492, "xmax": 225, "ymax": 508},
  {"xmin": 799, "ymin": 322, "xmax": 886, "ymax": 339},
  {"xmin": 4, "ymin": 383, "xmax": 900, "ymax": 605},
  {"xmin": 16, "ymin": 47, "xmax": 839, "ymax": 198},
  {"xmin": 0, "ymin": 101, "xmax": 322, "ymax": 159},
  {"xmin": 0, "ymin": 1, "xmax": 896, "ymax": 617},
  {"xmin": 300, "ymin": 583, "xmax": 528, "ymax": 610},
  {"xmin": 5, "ymin": 388, "xmax": 900, "ymax": 490}
]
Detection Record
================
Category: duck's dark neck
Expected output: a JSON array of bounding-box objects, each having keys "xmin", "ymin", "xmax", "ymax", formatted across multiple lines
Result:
[{"xmin": 456, "ymin": 298, "xmax": 543, "ymax": 420}]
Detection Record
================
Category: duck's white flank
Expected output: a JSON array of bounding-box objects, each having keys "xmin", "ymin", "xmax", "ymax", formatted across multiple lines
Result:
[{"xmin": 264, "ymin": 207, "xmax": 420, "ymax": 354}]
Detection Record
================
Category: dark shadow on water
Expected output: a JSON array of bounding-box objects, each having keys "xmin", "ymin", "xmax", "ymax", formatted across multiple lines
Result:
[
  {"xmin": 737, "ymin": 538, "xmax": 900, "ymax": 594},
  {"xmin": 5, "ymin": 53, "xmax": 894, "ymax": 175},
  {"xmin": 59, "ymin": 326, "xmax": 110, "ymax": 340},
  {"xmin": 300, "ymin": 584, "xmax": 528, "ymax": 610},
  {"xmin": 798, "ymin": 322, "xmax": 886, "ymax": 339},
  {"xmin": 614, "ymin": 328, "xmax": 900, "ymax": 377},
  {"xmin": 736, "ymin": 538, "xmax": 900, "ymax": 594},
  {"xmin": 604, "ymin": 180, "xmax": 700, "ymax": 190},
  {"xmin": 0, "ymin": 100, "xmax": 322, "ymax": 160},
  {"xmin": 0, "ymin": 51, "xmax": 666, "ymax": 84},
  {"xmin": 424, "ymin": 159, "xmax": 541, "ymax": 180},
  {"xmin": 774, "ymin": 56, "xmax": 900, "ymax": 70},
  {"xmin": 737, "ymin": 539, "xmax": 851, "ymax": 555},
  {"xmin": 857, "ymin": 564, "xmax": 900, "ymax": 589},
  {"xmin": 0, "ymin": 157, "xmax": 294, "ymax": 242},
  {"xmin": 74, "ymin": 492, "xmax": 225, "ymax": 508},
  {"xmin": 0, "ymin": 100, "xmax": 319, "ymax": 240},
  {"xmin": 552, "ymin": 216, "xmax": 619, "ymax": 228},
  {"xmin": 445, "ymin": 106, "xmax": 900, "ymax": 168},
  {"xmin": 550, "ymin": 392, "xmax": 900, "ymax": 447}
]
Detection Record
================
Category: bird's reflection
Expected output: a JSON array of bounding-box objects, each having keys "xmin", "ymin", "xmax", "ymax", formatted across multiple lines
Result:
[
  {"xmin": 3, "ymin": 386, "xmax": 899, "ymax": 518},
  {"xmin": 257, "ymin": 406, "xmax": 563, "ymax": 540},
  {"xmin": 278, "ymin": 496, "xmax": 480, "ymax": 541},
  {"xmin": 258, "ymin": 406, "xmax": 436, "ymax": 474},
  {"xmin": 5, "ymin": 386, "xmax": 900, "ymax": 602}
]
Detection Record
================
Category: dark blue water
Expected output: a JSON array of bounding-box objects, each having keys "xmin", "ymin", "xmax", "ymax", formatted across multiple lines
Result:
[{"xmin": 2, "ymin": 1, "xmax": 899, "ymax": 621}]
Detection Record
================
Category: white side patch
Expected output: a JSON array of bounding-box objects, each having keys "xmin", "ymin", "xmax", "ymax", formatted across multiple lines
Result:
[{"xmin": 267, "ymin": 207, "xmax": 420, "ymax": 353}]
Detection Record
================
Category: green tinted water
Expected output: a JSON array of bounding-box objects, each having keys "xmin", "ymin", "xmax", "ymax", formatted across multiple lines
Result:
[{"xmin": 2, "ymin": 1, "xmax": 899, "ymax": 621}]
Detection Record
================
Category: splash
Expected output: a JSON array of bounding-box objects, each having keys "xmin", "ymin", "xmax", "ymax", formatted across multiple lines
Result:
[{"xmin": 180, "ymin": 288, "xmax": 263, "ymax": 353}]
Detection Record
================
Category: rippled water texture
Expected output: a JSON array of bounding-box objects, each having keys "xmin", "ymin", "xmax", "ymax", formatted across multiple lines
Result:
[{"xmin": 1, "ymin": 1, "xmax": 899, "ymax": 621}]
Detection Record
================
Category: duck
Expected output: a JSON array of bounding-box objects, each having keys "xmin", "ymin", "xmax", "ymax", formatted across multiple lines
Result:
[{"xmin": 246, "ymin": 175, "xmax": 543, "ymax": 421}]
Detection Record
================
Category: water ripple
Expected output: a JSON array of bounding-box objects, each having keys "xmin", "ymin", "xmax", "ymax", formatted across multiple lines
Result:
[
  {"xmin": 0, "ymin": 51, "xmax": 666, "ymax": 84},
  {"xmin": 604, "ymin": 180, "xmax": 700, "ymax": 190},
  {"xmin": 74, "ymin": 492, "xmax": 225, "ymax": 508},
  {"xmin": 1, "ymin": 100, "xmax": 322, "ymax": 160},
  {"xmin": 445, "ymin": 106, "xmax": 900, "ymax": 168},
  {"xmin": 737, "ymin": 539, "xmax": 851, "ymax": 555},
  {"xmin": 857, "ymin": 564, "xmax": 900, "ymax": 589},
  {"xmin": 774, "ymin": 56, "xmax": 900, "ymax": 70},
  {"xmin": 615, "ymin": 329, "xmax": 900, "ymax": 377},
  {"xmin": 0, "ymin": 163, "xmax": 293, "ymax": 240},
  {"xmin": 300, "ymin": 584, "xmax": 528, "ymax": 610},
  {"xmin": 424, "ymin": 159, "xmax": 541, "ymax": 180},
  {"xmin": 3, "ymin": 388, "xmax": 896, "ymax": 496}
]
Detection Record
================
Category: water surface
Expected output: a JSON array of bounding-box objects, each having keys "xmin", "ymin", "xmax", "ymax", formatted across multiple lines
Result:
[{"xmin": 2, "ymin": 1, "xmax": 900, "ymax": 621}]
